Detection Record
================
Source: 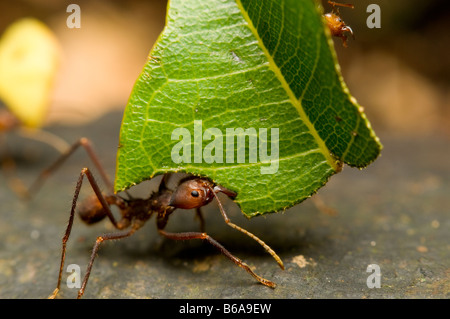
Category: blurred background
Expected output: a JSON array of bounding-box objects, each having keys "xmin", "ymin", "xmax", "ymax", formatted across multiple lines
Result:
[
  {"xmin": 329, "ymin": 0, "xmax": 450, "ymax": 137},
  {"xmin": 0, "ymin": 0, "xmax": 167, "ymax": 126},
  {"xmin": 0, "ymin": 0, "xmax": 448, "ymax": 299},
  {"xmin": 0, "ymin": 0, "xmax": 448, "ymax": 135}
]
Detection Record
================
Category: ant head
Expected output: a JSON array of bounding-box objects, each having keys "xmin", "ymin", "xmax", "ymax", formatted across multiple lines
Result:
[
  {"xmin": 169, "ymin": 176, "xmax": 236, "ymax": 210},
  {"xmin": 324, "ymin": 13, "xmax": 344, "ymax": 30}
]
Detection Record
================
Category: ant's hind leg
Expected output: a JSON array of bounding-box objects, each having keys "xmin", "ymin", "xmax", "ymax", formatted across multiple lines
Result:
[
  {"xmin": 158, "ymin": 229, "xmax": 276, "ymax": 288},
  {"xmin": 28, "ymin": 137, "xmax": 112, "ymax": 198},
  {"xmin": 49, "ymin": 167, "xmax": 121, "ymax": 299}
]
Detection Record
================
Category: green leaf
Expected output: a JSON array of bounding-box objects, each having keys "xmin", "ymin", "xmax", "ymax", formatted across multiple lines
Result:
[{"xmin": 115, "ymin": 0, "xmax": 381, "ymax": 217}]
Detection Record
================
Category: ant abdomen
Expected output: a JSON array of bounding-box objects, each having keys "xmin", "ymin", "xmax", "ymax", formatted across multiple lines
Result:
[{"xmin": 77, "ymin": 194, "xmax": 108, "ymax": 224}]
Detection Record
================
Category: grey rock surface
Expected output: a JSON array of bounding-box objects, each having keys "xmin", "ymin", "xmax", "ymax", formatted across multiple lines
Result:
[{"xmin": 0, "ymin": 111, "xmax": 448, "ymax": 299}]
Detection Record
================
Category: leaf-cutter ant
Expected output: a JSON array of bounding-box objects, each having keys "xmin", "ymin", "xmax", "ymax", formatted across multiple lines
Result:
[
  {"xmin": 39, "ymin": 138, "xmax": 284, "ymax": 298},
  {"xmin": 324, "ymin": 1, "xmax": 355, "ymax": 47}
]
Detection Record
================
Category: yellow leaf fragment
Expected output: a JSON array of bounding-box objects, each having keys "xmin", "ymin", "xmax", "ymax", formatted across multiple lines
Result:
[{"xmin": 0, "ymin": 18, "xmax": 61, "ymax": 128}]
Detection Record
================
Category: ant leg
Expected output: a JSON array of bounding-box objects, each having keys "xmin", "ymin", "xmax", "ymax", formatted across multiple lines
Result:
[
  {"xmin": 328, "ymin": 1, "xmax": 354, "ymax": 10},
  {"xmin": 158, "ymin": 173, "xmax": 173, "ymax": 192},
  {"xmin": 195, "ymin": 208, "xmax": 206, "ymax": 232},
  {"xmin": 158, "ymin": 229, "xmax": 276, "ymax": 288},
  {"xmin": 17, "ymin": 127, "xmax": 70, "ymax": 154},
  {"xmin": 208, "ymin": 187, "xmax": 284, "ymax": 270},
  {"xmin": 28, "ymin": 137, "xmax": 112, "ymax": 198},
  {"xmin": 77, "ymin": 224, "xmax": 141, "ymax": 299},
  {"xmin": 48, "ymin": 167, "xmax": 121, "ymax": 299}
]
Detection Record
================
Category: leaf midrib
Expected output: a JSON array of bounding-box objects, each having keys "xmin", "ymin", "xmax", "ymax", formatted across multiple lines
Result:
[{"xmin": 235, "ymin": 0, "xmax": 339, "ymax": 172}]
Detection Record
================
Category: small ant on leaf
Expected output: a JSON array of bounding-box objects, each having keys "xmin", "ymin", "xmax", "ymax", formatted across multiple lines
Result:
[
  {"xmin": 40, "ymin": 138, "xmax": 284, "ymax": 298},
  {"xmin": 324, "ymin": 1, "xmax": 355, "ymax": 47}
]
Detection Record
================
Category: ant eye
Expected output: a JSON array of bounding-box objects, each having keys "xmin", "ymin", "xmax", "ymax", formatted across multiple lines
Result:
[{"xmin": 191, "ymin": 190, "xmax": 199, "ymax": 197}]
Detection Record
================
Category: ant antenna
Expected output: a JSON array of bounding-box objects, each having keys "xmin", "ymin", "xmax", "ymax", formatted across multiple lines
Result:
[
  {"xmin": 208, "ymin": 185, "xmax": 285, "ymax": 270},
  {"xmin": 328, "ymin": 1, "xmax": 354, "ymax": 13}
]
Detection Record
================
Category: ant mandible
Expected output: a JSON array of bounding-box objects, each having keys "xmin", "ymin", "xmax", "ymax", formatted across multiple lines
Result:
[
  {"xmin": 324, "ymin": 1, "xmax": 355, "ymax": 47},
  {"xmin": 42, "ymin": 138, "xmax": 284, "ymax": 299}
]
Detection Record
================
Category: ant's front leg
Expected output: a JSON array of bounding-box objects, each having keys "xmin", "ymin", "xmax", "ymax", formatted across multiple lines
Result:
[
  {"xmin": 157, "ymin": 228, "xmax": 276, "ymax": 288},
  {"xmin": 49, "ymin": 167, "xmax": 123, "ymax": 299}
]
